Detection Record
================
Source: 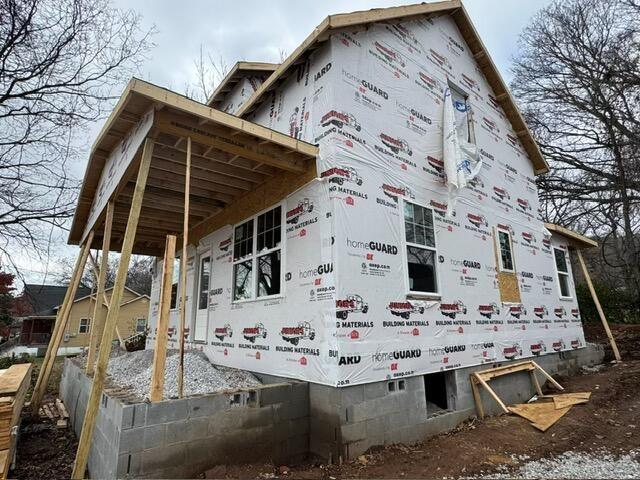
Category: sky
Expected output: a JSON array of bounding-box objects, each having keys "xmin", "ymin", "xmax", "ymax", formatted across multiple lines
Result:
[{"xmin": 14, "ymin": 0, "xmax": 553, "ymax": 287}]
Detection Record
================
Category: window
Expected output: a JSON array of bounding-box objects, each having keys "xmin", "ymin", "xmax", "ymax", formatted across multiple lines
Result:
[
  {"xmin": 170, "ymin": 258, "xmax": 180, "ymax": 309},
  {"xmin": 233, "ymin": 206, "xmax": 283, "ymax": 301},
  {"xmin": 198, "ymin": 256, "xmax": 211, "ymax": 309},
  {"xmin": 79, "ymin": 318, "xmax": 90, "ymax": 334},
  {"xmin": 554, "ymin": 248, "xmax": 571, "ymax": 298},
  {"xmin": 497, "ymin": 229, "xmax": 515, "ymax": 272},
  {"xmin": 449, "ymin": 83, "xmax": 474, "ymax": 144},
  {"xmin": 403, "ymin": 201, "xmax": 438, "ymax": 294},
  {"xmin": 135, "ymin": 318, "xmax": 147, "ymax": 333}
]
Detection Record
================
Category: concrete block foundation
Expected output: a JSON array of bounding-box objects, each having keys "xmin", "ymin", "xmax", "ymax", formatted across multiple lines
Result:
[{"xmin": 60, "ymin": 344, "xmax": 603, "ymax": 477}]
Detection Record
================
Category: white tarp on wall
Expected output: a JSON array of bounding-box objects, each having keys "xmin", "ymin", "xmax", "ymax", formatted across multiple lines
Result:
[{"xmin": 146, "ymin": 13, "xmax": 585, "ymax": 387}]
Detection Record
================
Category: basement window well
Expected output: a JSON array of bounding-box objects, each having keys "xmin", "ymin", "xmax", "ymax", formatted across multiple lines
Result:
[{"xmin": 424, "ymin": 371, "xmax": 449, "ymax": 416}]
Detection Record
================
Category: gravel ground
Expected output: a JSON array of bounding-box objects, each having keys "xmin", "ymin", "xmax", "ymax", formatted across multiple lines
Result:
[
  {"xmin": 83, "ymin": 349, "xmax": 262, "ymax": 400},
  {"xmin": 476, "ymin": 450, "xmax": 640, "ymax": 479}
]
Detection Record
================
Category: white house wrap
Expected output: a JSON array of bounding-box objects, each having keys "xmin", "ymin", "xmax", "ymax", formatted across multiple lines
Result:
[{"xmin": 146, "ymin": 10, "xmax": 585, "ymax": 388}]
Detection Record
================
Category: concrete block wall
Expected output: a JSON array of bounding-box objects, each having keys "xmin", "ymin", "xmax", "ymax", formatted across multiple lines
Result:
[
  {"xmin": 308, "ymin": 343, "xmax": 605, "ymax": 461},
  {"xmin": 60, "ymin": 360, "xmax": 310, "ymax": 479},
  {"xmin": 60, "ymin": 345, "xmax": 604, "ymax": 475}
]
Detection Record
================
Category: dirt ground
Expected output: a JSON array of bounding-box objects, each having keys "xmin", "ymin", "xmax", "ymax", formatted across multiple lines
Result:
[
  {"xmin": 9, "ymin": 324, "xmax": 640, "ymax": 480},
  {"xmin": 12, "ymin": 357, "xmax": 78, "ymax": 480},
  {"xmin": 212, "ymin": 324, "xmax": 640, "ymax": 479}
]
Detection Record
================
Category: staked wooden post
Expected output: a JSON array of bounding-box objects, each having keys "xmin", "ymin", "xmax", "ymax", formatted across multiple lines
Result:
[
  {"xmin": 178, "ymin": 137, "xmax": 192, "ymax": 398},
  {"xmin": 86, "ymin": 202, "xmax": 114, "ymax": 375},
  {"xmin": 31, "ymin": 231, "xmax": 94, "ymax": 413},
  {"xmin": 150, "ymin": 235, "xmax": 176, "ymax": 402},
  {"xmin": 71, "ymin": 139, "xmax": 153, "ymax": 480},
  {"xmin": 575, "ymin": 249, "xmax": 621, "ymax": 362}
]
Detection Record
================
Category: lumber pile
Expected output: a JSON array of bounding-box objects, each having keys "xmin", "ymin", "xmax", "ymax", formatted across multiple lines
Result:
[
  {"xmin": 509, "ymin": 392, "xmax": 591, "ymax": 431},
  {"xmin": 38, "ymin": 398, "xmax": 69, "ymax": 428},
  {"xmin": 0, "ymin": 363, "xmax": 33, "ymax": 479}
]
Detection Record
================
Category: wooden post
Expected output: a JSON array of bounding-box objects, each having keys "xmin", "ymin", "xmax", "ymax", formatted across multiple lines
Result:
[
  {"xmin": 31, "ymin": 232, "xmax": 94, "ymax": 413},
  {"xmin": 86, "ymin": 202, "xmax": 114, "ymax": 376},
  {"xmin": 71, "ymin": 139, "xmax": 153, "ymax": 480},
  {"xmin": 178, "ymin": 137, "xmax": 191, "ymax": 398},
  {"xmin": 469, "ymin": 376, "xmax": 484, "ymax": 419},
  {"xmin": 531, "ymin": 361, "xmax": 564, "ymax": 391},
  {"xmin": 576, "ymin": 249, "xmax": 622, "ymax": 362},
  {"xmin": 150, "ymin": 235, "xmax": 176, "ymax": 402}
]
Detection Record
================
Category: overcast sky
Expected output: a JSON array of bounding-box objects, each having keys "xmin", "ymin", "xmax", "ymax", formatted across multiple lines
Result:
[{"xmin": 15, "ymin": 0, "xmax": 552, "ymax": 286}]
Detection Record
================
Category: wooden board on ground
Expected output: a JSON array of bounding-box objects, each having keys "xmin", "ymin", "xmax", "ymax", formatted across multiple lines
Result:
[
  {"xmin": 553, "ymin": 392, "xmax": 591, "ymax": 410},
  {"xmin": 0, "ymin": 363, "xmax": 32, "ymax": 480}
]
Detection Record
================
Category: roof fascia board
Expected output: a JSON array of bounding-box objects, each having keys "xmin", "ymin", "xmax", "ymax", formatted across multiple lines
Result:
[{"xmin": 545, "ymin": 223, "xmax": 598, "ymax": 249}]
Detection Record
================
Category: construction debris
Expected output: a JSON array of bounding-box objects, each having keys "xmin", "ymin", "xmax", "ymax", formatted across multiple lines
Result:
[
  {"xmin": 509, "ymin": 392, "xmax": 591, "ymax": 431},
  {"xmin": 0, "ymin": 363, "xmax": 32, "ymax": 479},
  {"xmin": 81, "ymin": 349, "xmax": 262, "ymax": 401},
  {"xmin": 38, "ymin": 398, "xmax": 70, "ymax": 429}
]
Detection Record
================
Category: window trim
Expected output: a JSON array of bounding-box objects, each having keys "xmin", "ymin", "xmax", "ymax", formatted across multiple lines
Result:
[
  {"xmin": 400, "ymin": 198, "xmax": 440, "ymax": 299},
  {"xmin": 79, "ymin": 317, "xmax": 91, "ymax": 334},
  {"xmin": 231, "ymin": 202, "xmax": 286, "ymax": 303},
  {"xmin": 496, "ymin": 227, "xmax": 516, "ymax": 273},
  {"xmin": 553, "ymin": 246, "xmax": 573, "ymax": 300},
  {"xmin": 197, "ymin": 253, "xmax": 211, "ymax": 311}
]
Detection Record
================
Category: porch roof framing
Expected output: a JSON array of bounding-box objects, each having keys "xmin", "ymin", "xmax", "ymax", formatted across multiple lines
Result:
[{"xmin": 68, "ymin": 78, "xmax": 318, "ymax": 256}]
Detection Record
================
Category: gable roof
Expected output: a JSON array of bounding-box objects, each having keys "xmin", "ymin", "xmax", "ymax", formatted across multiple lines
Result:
[
  {"xmin": 235, "ymin": 0, "xmax": 549, "ymax": 175},
  {"xmin": 22, "ymin": 284, "xmax": 92, "ymax": 317},
  {"xmin": 206, "ymin": 61, "xmax": 279, "ymax": 109}
]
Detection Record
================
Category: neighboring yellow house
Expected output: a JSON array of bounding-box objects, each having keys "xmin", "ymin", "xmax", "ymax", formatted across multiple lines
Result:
[{"xmin": 61, "ymin": 287, "xmax": 149, "ymax": 353}]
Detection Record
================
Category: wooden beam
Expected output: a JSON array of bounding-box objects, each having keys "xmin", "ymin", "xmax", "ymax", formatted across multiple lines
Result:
[
  {"xmin": 150, "ymin": 235, "xmax": 176, "ymax": 402},
  {"xmin": 473, "ymin": 372, "xmax": 509, "ymax": 414},
  {"xmin": 71, "ymin": 139, "xmax": 153, "ymax": 480},
  {"xmin": 86, "ymin": 202, "xmax": 114, "ymax": 376},
  {"xmin": 178, "ymin": 137, "xmax": 191, "ymax": 399},
  {"xmin": 31, "ymin": 231, "xmax": 95, "ymax": 413},
  {"xmin": 156, "ymin": 114, "xmax": 307, "ymax": 173},
  {"xmin": 531, "ymin": 361, "xmax": 565, "ymax": 390},
  {"xmin": 575, "ymin": 250, "xmax": 620, "ymax": 361}
]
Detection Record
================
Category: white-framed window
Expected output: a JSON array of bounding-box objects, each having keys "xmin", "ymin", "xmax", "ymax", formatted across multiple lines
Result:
[
  {"xmin": 170, "ymin": 257, "xmax": 180, "ymax": 309},
  {"xmin": 402, "ymin": 200, "xmax": 439, "ymax": 295},
  {"xmin": 197, "ymin": 255, "xmax": 211, "ymax": 310},
  {"xmin": 232, "ymin": 205, "xmax": 283, "ymax": 301},
  {"xmin": 553, "ymin": 247, "xmax": 572, "ymax": 298},
  {"xmin": 135, "ymin": 317, "xmax": 147, "ymax": 333},
  {"xmin": 79, "ymin": 318, "xmax": 90, "ymax": 334},
  {"xmin": 497, "ymin": 228, "xmax": 515, "ymax": 273}
]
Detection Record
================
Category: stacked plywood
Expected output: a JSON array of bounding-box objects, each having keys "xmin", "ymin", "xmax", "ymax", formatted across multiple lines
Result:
[{"xmin": 0, "ymin": 363, "xmax": 32, "ymax": 480}]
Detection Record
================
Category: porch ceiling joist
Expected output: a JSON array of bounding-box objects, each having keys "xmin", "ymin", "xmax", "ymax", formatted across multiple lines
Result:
[{"xmin": 68, "ymin": 78, "xmax": 319, "ymax": 256}]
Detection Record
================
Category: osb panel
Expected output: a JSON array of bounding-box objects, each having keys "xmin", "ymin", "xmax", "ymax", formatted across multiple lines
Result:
[
  {"xmin": 189, "ymin": 161, "xmax": 318, "ymax": 243},
  {"xmin": 497, "ymin": 271, "xmax": 521, "ymax": 303},
  {"xmin": 491, "ymin": 228, "xmax": 522, "ymax": 303}
]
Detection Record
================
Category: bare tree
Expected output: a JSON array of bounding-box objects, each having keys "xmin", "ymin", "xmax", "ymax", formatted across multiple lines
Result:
[
  {"xmin": 55, "ymin": 254, "xmax": 153, "ymax": 295},
  {"xmin": 511, "ymin": 0, "xmax": 640, "ymax": 297},
  {"xmin": 0, "ymin": 0, "xmax": 155, "ymax": 272},
  {"xmin": 186, "ymin": 44, "xmax": 229, "ymax": 102}
]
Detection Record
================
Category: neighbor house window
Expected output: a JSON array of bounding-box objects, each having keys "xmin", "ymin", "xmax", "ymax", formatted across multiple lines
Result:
[
  {"xmin": 135, "ymin": 318, "xmax": 147, "ymax": 333},
  {"xmin": 554, "ymin": 247, "xmax": 571, "ymax": 298},
  {"xmin": 233, "ymin": 206, "xmax": 283, "ymax": 301},
  {"xmin": 497, "ymin": 228, "xmax": 515, "ymax": 272},
  {"xmin": 403, "ymin": 201, "xmax": 438, "ymax": 294},
  {"xmin": 79, "ymin": 318, "xmax": 90, "ymax": 334}
]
